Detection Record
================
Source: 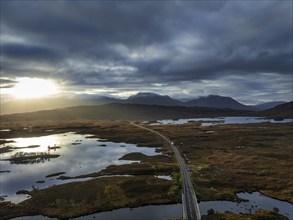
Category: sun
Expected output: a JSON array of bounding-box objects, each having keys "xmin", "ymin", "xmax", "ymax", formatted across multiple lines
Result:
[{"xmin": 10, "ymin": 77, "xmax": 59, "ymax": 99}]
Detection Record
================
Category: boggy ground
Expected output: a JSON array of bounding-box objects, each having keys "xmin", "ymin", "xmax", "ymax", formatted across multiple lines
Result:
[
  {"xmin": 58, "ymin": 152, "xmax": 178, "ymax": 180},
  {"xmin": 0, "ymin": 120, "xmax": 167, "ymax": 149},
  {"xmin": 1, "ymin": 120, "xmax": 292, "ymax": 219},
  {"xmin": 0, "ymin": 120, "xmax": 180, "ymax": 219},
  {"xmin": 1, "ymin": 176, "xmax": 178, "ymax": 220},
  {"xmin": 147, "ymin": 122, "xmax": 293, "ymax": 203}
]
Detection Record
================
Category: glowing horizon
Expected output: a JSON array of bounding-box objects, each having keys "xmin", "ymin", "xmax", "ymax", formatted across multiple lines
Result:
[{"xmin": 8, "ymin": 77, "xmax": 59, "ymax": 100}]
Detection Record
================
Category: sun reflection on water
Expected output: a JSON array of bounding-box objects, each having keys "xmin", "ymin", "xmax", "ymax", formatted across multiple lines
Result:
[
  {"xmin": 3, "ymin": 135, "xmax": 59, "ymax": 153},
  {"xmin": 0, "ymin": 132, "xmax": 160, "ymax": 204}
]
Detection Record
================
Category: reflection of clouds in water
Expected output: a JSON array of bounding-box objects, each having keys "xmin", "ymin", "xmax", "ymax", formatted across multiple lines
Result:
[
  {"xmin": 0, "ymin": 132, "xmax": 160, "ymax": 203},
  {"xmin": 199, "ymin": 192, "xmax": 293, "ymax": 219}
]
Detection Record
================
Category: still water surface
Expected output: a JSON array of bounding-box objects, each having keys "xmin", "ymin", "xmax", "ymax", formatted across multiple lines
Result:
[
  {"xmin": 200, "ymin": 192, "xmax": 293, "ymax": 219},
  {"xmin": 152, "ymin": 116, "xmax": 293, "ymax": 126},
  {"xmin": 0, "ymin": 132, "xmax": 160, "ymax": 203},
  {"xmin": 12, "ymin": 204, "xmax": 182, "ymax": 220}
]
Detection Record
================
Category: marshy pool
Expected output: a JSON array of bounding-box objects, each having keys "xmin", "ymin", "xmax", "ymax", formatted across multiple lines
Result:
[
  {"xmin": 150, "ymin": 116, "xmax": 293, "ymax": 126},
  {"xmin": 0, "ymin": 132, "xmax": 161, "ymax": 203},
  {"xmin": 199, "ymin": 192, "xmax": 293, "ymax": 219}
]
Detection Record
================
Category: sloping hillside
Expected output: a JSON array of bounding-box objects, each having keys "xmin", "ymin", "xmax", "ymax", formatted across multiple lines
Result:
[
  {"xmin": 260, "ymin": 101, "xmax": 293, "ymax": 118},
  {"xmin": 0, "ymin": 103, "xmax": 254, "ymax": 122}
]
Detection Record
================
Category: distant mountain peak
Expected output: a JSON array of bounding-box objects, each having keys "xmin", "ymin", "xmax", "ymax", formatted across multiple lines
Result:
[
  {"xmin": 125, "ymin": 92, "xmax": 181, "ymax": 106},
  {"xmin": 252, "ymin": 101, "xmax": 287, "ymax": 110},
  {"xmin": 127, "ymin": 92, "xmax": 165, "ymax": 100},
  {"xmin": 185, "ymin": 94, "xmax": 252, "ymax": 110},
  {"xmin": 198, "ymin": 94, "xmax": 232, "ymax": 99}
]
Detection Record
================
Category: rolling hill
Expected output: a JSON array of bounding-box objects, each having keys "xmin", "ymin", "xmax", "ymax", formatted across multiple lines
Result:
[
  {"xmin": 1, "ymin": 101, "xmax": 292, "ymax": 123},
  {"xmin": 260, "ymin": 101, "xmax": 293, "ymax": 118},
  {"xmin": 125, "ymin": 92, "xmax": 182, "ymax": 106},
  {"xmin": 252, "ymin": 101, "xmax": 286, "ymax": 110},
  {"xmin": 0, "ymin": 103, "xmax": 255, "ymax": 122},
  {"xmin": 1, "ymin": 92, "xmax": 289, "ymax": 115},
  {"xmin": 184, "ymin": 95, "xmax": 253, "ymax": 110}
]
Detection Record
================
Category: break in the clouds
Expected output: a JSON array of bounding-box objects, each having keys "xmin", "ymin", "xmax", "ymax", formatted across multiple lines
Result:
[{"xmin": 0, "ymin": 1, "xmax": 292, "ymax": 104}]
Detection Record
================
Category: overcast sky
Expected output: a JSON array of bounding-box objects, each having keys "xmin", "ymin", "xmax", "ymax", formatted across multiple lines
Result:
[{"xmin": 1, "ymin": 1, "xmax": 292, "ymax": 104}]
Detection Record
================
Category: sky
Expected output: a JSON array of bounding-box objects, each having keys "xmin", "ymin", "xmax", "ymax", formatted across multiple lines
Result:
[{"xmin": 0, "ymin": 0, "xmax": 292, "ymax": 104}]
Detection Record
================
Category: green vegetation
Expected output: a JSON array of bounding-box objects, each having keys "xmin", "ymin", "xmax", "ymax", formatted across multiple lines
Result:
[{"xmin": 167, "ymin": 173, "xmax": 182, "ymax": 200}]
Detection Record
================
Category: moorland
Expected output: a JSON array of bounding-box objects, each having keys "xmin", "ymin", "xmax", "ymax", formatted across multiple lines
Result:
[{"xmin": 0, "ymin": 102, "xmax": 292, "ymax": 219}]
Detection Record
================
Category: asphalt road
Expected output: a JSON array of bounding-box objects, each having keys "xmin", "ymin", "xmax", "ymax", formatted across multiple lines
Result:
[{"xmin": 132, "ymin": 123, "xmax": 201, "ymax": 220}]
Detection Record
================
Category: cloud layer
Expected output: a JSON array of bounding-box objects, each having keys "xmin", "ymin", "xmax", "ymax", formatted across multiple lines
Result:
[{"xmin": 1, "ymin": 1, "xmax": 292, "ymax": 104}]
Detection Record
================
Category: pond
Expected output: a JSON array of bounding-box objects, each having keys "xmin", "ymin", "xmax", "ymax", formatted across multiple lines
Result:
[
  {"xmin": 150, "ymin": 117, "xmax": 293, "ymax": 126},
  {"xmin": 199, "ymin": 192, "xmax": 293, "ymax": 219},
  {"xmin": 155, "ymin": 175, "xmax": 172, "ymax": 180},
  {"xmin": 12, "ymin": 204, "xmax": 183, "ymax": 220},
  {"xmin": 0, "ymin": 132, "xmax": 160, "ymax": 203}
]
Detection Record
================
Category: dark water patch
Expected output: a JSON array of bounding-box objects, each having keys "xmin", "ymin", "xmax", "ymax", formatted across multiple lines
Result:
[
  {"xmin": 199, "ymin": 192, "xmax": 292, "ymax": 219},
  {"xmin": 11, "ymin": 204, "xmax": 182, "ymax": 220},
  {"xmin": 12, "ymin": 216, "xmax": 54, "ymax": 220},
  {"xmin": 75, "ymin": 204, "xmax": 182, "ymax": 220}
]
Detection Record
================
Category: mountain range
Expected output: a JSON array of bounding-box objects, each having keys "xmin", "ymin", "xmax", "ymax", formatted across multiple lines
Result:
[
  {"xmin": 124, "ymin": 93, "xmax": 287, "ymax": 111},
  {"xmin": 0, "ymin": 92, "xmax": 288, "ymax": 115},
  {"xmin": 1, "ymin": 101, "xmax": 292, "ymax": 122}
]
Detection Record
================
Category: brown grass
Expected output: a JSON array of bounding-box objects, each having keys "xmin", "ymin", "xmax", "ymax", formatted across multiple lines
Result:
[
  {"xmin": 0, "ymin": 176, "xmax": 177, "ymax": 219},
  {"xmin": 148, "ymin": 122, "xmax": 293, "ymax": 203}
]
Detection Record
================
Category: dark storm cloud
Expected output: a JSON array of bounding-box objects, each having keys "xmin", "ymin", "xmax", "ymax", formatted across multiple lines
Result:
[
  {"xmin": 2, "ymin": 43, "xmax": 61, "ymax": 63},
  {"xmin": 0, "ymin": 1, "xmax": 292, "ymax": 101}
]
